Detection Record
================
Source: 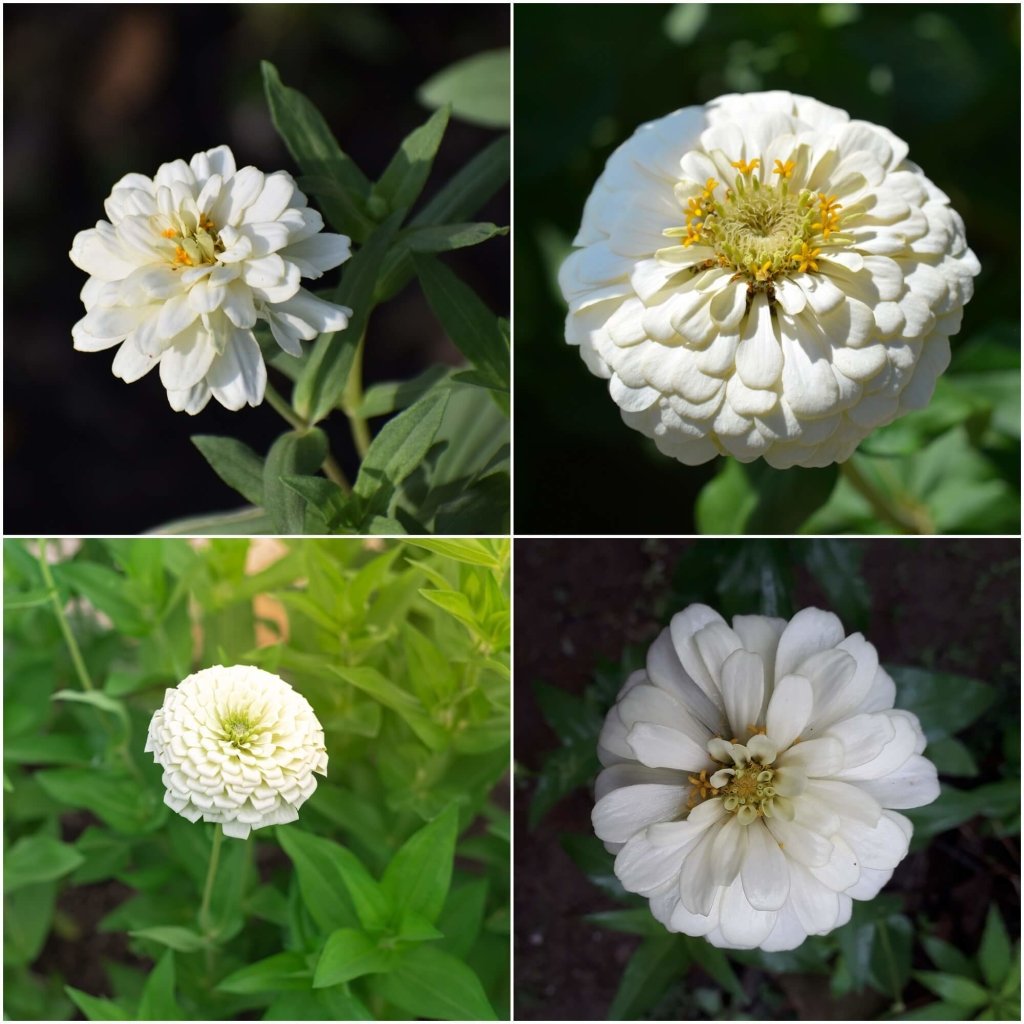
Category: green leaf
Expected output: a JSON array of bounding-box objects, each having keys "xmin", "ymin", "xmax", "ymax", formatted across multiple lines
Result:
[
  {"xmin": 129, "ymin": 926, "xmax": 207, "ymax": 953},
  {"xmin": 695, "ymin": 460, "xmax": 759, "ymax": 533},
  {"xmin": 381, "ymin": 804, "xmax": 458, "ymax": 925},
  {"xmin": 52, "ymin": 689, "xmax": 129, "ymax": 736},
  {"xmin": 418, "ymin": 49, "xmax": 510, "ymax": 128},
  {"xmin": 313, "ymin": 928, "xmax": 392, "ymax": 987},
  {"xmin": 397, "ymin": 908, "xmax": 444, "ymax": 942},
  {"xmin": 978, "ymin": 906, "xmax": 1012, "ymax": 989},
  {"xmin": 414, "ymin": 135, "xmax": 509, "ymax": 228},
  {"xmin": 260, "ymin": 61, "xmax": 373, "ymax": 239},
  {"xmin": 4, "ymin": 880, "xmax": 56, "ymax": 966},
  {"xmin": 414, "ymin": 255, "xmax": 509, "ymax": 391},
  {"xmin": 138, "ymin": 950, "xmax": 181, "ymax": 1020},
  {"xmin": 798, "ymin": 539, "xmax": 871, "ymax": 631},
  {"xmin": 887, "ymin": 667, "xmax": 997, "ymax": 742},
  {"xmin": 277, "ymin": 828, "xmax": 389, "ymax": 933},
  {"xmin": 687, "ymin": 937, "xmax": 746, "ymax": 1002},
  {"xmin": 64, "ymin": 987, "xmax": 131, "ymax": 1021},
  {"xmin": 330, "ymin": 665, "xmax": 446, "ymax": 750},
  {"xmin": 191, "ymin": 435, "xmax": 266, "ymax": 506},
  {"xmin": 905, "ymin": 781, "xmax": 1020, "ymax": 842},
  {"xmin": 35, "ymin": 768, "xmax": 159, "ymax": 835},
  {"xmin": 609, "ymin": 933, "xmax": 687, "ymax": 1020},
  {"xmin": 152, "ymin": 507, "xmax": 275, "ymax": 535},
  {"xmin": 925, "ymin": 736, "xmax": 979, "ymax": 777},
  {"xmin": 400, "ymin": 221, "xmax": 508, "ymax": 254},
  {"xmin": 375, "ymin": 106, "xmax": 450, "ymax": 215},
  {"xmin": 897, "ymin": 1000, "xmax": 973, "ymax": 1020},
  {"xmin": 375, "ymin": 944, "xmax": 496, "ymax": 1020},
  {"xmin": 218, "ymin": 950, "xmax": 311, "ymax": 994},
  {"xmin": 281, "ymin": 475, "xmax": 350, "ymax": 532},
  {"xmin": 4, "ymin": 586, "xmax": 53, "ymax": 611},
  {"xmin": 406, "ymin": 538, "xmax": 506, "ymax": 571},
  {"xmin": 51, "ymin": 561, "xmax": 147, "ymax": 635},
  {"xmin": 353, "ymin": 386, "xmax": 451, "ymax": 525},
  {"xmin": 293, "ymin": 210, "xmax": 403, "ymax": 425},
  {"xmin": 4, "ymin": 834, "xmax": 84, "ymax": 892},
  {"xmin": 436, "ymin": 880, "xmax": 488, "ymax": 958},
  {"xmin": 263, "ymin": 428, "xmax": 328, "ymax": 534},
  {"xmin": 585, "ymin": 908, "xmax": 665, "ymax": 936},
  {"xmin": 273, "ymin": 828, "xmax": 360, "ymax": 933},
  {"xmin": 357, "ymin": 365, "xmax": 451, "ymax": 419},
  {"xmin": 921, "ymin": 934, "xmax": 978, "ymax": 980},
  {"xmin": 914, "ymin": 971, "xmax": 992, "ymax": 1010}
]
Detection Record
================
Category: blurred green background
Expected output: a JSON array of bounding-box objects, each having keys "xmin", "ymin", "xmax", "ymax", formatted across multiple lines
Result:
[
  {"xmin": 4, "ymin": 4, "xmax": 508, "ymax": 534},
  {"xmin": 513, "ymin": 3, "xmax": 1020, "ymax": 535}
]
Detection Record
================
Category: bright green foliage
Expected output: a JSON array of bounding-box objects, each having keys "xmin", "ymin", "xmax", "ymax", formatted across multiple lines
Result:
[
  {"xmin": 173, "ymin": 55, "xmax": 508, "ymax": 536},
  {"xmin": 4, "ymin": 538, "xmax": 509, "ymax": 1020}
]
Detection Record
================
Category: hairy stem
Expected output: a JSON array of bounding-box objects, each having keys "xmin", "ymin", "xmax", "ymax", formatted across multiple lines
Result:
[
  {"xmin": 198, "ymin": 826, "xmax": 224, "ymax": 936},
  {"xmin": 264, "ymin": 381, "xmax": 352, "ymax": 494},
  {"xmin": 37, "ymin": 540, "xmax": 95, "ymax": 692},
  {"xmin": 839, "ymin": 459, "xmax": 928, "ymax": 534},
  {"xmin": 342, "ymin": 334, "xmax": 372, "ymax": 459}
]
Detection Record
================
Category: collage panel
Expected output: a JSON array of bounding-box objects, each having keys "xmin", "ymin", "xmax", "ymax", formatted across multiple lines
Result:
[
  {"xmin": 514, "ymin": 538, "xmax": 1019, "ymax": 1020},
  {"xmin": 5, "ymin": 5, "xmax": 509, "ymax": 537},
  {"xmin": 4, "ymin": 537, "xmax": 510, "ymax": 1020},
  {"xmin": 514, "ymin": 4, "xmax": 1019, "ymax": 536}
]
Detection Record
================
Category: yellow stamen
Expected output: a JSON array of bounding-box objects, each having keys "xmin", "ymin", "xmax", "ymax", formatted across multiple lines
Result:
[
  {"xmin": 174, "ymin": 246, "xmax": 193, "ymax": 267},
  {"xmin": 791, "ymin": 242, "xmax": 821, "ymax": 273},
  {"xmin": 773, "ymin": 159, "xmax": 795, "ymax": 179},
  {"xmin": 701, "ymin": 177, "xmax": 720, "ymax": 198},
  {"xmin": 685, "ymin": 196, "xmax": 705, "ymax": 220},
  {"xmin": 730, "ymin": 158, "xmax": 760, "ymax": 174},
  {"xmin": 161, "ymin": 227, "xmax": 177, "ymax": 239}
]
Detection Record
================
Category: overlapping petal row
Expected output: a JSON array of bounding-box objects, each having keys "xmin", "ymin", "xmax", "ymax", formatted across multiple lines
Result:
[
  {"xmin": 560, "ymin": 91, "xmax": 980, "ymax": 467},
  {"xmin": 71, "ymin": 145, "xmax": 352, "ymax": 414},
  {"xmin": 592, "ymin": 604, "xmax": 939, "ymax": 950},
  {"xmin": 146, "ymin": 664, "xmax": 328, "ymax": 839}
]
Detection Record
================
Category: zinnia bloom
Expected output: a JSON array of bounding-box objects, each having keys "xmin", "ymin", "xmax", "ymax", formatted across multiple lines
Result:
[
  {"xmin": 70, "ymin": 145, "xmax": 351, "ymax": 414},
  {"xmin": 146, "ymin": 665, "xmax": 328, "ymax": 839},
  {"xmin": 592, "ymin": 605, "xmax": 939, "ymax": 950},
  {"xmin": 560, "ymin": 91, "xmax": 980, "ymax": 468}
]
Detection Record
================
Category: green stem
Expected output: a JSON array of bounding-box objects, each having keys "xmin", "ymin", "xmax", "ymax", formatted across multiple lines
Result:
[
  {"xmin": 264, "ymin": 381, "xmax": 307, "ymax": 432},
  {"xmin": 839, "ymin": 459, "xmax": 926, "ymax": 534},
  {"xmin": 342, "ymin": 334, "xmax": 372, "ymax": 459},
  {"xmin": 37, "ymin": 541, "xmax": 95, "ymax": 692},
  {"xmin": 198, "ymin": 826, "xmax": 224, "ymax": 936},
  {"xmin": 264, "ymin": 381, "xmax": 352, "ymax": 494}
]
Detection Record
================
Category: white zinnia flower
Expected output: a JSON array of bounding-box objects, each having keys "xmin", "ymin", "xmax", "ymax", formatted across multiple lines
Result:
[
  {"xmin": 70, "ymin": 145, "xmax": 352, "ymax": 414},
  {"xmin": 592, "ymin": 604, "xmax": 939, "ymax": 951},
  {"xmin": 146, "ymin": 664, "xmax": 328, "ymax": 839},
  {"xmin": 560, "ymin": 91, "xmax": 980, "ymax": 468}
]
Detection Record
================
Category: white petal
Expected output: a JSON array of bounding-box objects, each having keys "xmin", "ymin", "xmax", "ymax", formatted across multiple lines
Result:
[
  {"xmin": 718, "ymin": 876, "xmax": 778, "ymax": 948},
  {"xmin": 158, "ymin": 322, "xmax": 216, "ymax": 391},
  {"xmin": 735, "ymin": 292, "xmax": 782, "ymax": 388},
  {"xmin": 778, "ymin": 737, "xmax": 843, "ymax": 777},
  {"xmin": 710, "ymin": 814, "xmax": 747, "ymax": 887},
  {"xmin": 626, "ymin": 723, "xmax": 711, "ymax": 772},
  {"xmin": 720, "ymin": 649, "xmax": 765, "ymax": 739},
  {"xmin": 243, "ymin": 171, "xmax": 296, "ymax": 223},
  {"xmin": 283, "ymin": 233, "xmax": 352, "ymax": 278},
  {"xmin": 852, "ymin": 754, "xmax": 939, "ymax": 809},
  {"xmin": 787, "ymin": 861, "xmax": 841, "ymax": 934},
  {"xmin": 741, "ymin": 820, "xmax": 789, "ymax": 911},
  {"xmin": 207, "ymin": 327, "xmax": 267, "ymax": 410},
  {"xmin": 764, "ymin": 817, "xmax": 832, "ymax": 868},
  {"xmin": 765, "ymin": 674, "xmax": 813, "ymax": 749},
  {"xmin": 592, "ymin": 783, "xmax": 688, "ymax": 844},
  {"xmin": 774, "ymin": 608, "xmax": 846, "ymax": 682}
]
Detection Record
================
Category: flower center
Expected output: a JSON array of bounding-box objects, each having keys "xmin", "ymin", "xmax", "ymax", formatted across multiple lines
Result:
[
  {"xmin": 664, "ymin": 157, "xmax": 845, "ymax": 294},
  {"xmin": 160, "ymin": 213, "xmax": 223, "ymax": 269},
  {"xmin": 720, "ymin": 764, "xmax": 777, "ymax": 825},
  {"xmin": 220, "ymin": 709, "xmax": 258, "ymax": 748}
]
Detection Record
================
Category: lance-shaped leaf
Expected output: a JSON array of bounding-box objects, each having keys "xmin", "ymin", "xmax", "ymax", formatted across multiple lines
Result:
[
  {"xmin": 374, "ymin": 106, "xmax": 450, "ymax": 216},
  {"xmin": 263, "ymin": 428, "xmax": 328, "ymax": 534},
  {"xmin": 260, "ymin": 61, "xmax": 373, "ymax": 240},
  {"xmin": 191, "ymin": 435, "xmax": 266, "ymax": 506}
]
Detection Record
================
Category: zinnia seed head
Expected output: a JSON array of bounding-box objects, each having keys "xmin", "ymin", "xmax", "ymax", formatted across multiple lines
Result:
[
  {"xmin": 560, "ymin": 91, "xmax": 981, "ymax": 468},
  {"xmin": 146, "ymin": 664, "xmax": 328, "ymax": 839},
  {"xmin": 592, "ymin": 604, "xmax": 939, "ymax": 951}
]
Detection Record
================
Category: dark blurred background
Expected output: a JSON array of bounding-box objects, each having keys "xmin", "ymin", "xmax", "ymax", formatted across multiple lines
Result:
[
  {"xmin": 513, "ymin": 538, "xmax": 1021, "ymax": 1019},
  {"xmin": 513, "ymin": 3, "xmax": 1020, "ymax": 534},
  {"xmin": 4, "ymin": 4, "xmax": 509, "ymax": 534}
]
